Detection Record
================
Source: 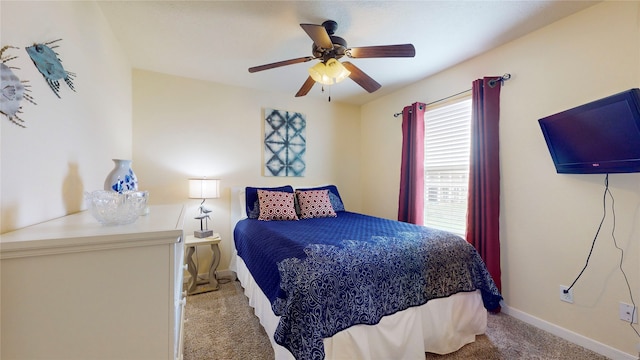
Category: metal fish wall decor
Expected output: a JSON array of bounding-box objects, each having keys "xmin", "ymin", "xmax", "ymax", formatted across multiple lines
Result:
[
  {"xmin": 26, "ymin": 39, "xmax": 75, "ymax": 98},
  {"xmin": 1, "ymin": 45, "xmax": 36, "ymax": 127}
]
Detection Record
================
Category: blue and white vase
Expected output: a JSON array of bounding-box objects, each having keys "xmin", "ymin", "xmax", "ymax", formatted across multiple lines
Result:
[{"xmin": 104, "ymin": 159, "xmax": 138, "ymax": 193}]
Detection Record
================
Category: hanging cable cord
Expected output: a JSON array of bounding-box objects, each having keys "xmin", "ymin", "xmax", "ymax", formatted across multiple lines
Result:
[
  {"xmin": 607, "ymin": 177, "xmax": 640, "ymax": 338},
  {"xmin": 564, "ymin": 174, "xmax": 640, "ymax": 338}
]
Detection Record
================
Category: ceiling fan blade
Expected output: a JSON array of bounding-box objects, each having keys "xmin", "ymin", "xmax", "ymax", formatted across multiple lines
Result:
[
  {"xmin": 300, "ymin": 23, "xmax": 333, "ymax": 50},
  {"xmin": 295, "ymin": 76, "xmax": 316, "ymax": 97},
  {"xmin": 347, "ymin": 44, "xmax": 416, "ymax": 58},
  {"xmin": 342, "ymin": 62, "xmax": 381, "ymax": 93},
  {"xmin": 249, "ymin": 56, "xmax": 314, "ymax": 73}
]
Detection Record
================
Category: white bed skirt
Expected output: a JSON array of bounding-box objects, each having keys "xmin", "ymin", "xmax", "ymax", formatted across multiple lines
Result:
[{"xmin": 230, "ymin": 251, "xmax": 487, "ymax": 360}]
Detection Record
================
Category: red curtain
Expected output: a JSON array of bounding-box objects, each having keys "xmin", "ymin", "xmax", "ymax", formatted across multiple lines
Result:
[
  {"xmin": 466, "ymin": 77, "xmax": 502, "ymax": 292},
  {"xmin": 397, "ymin": 102, "xmax": 426, "ymax": 225}
]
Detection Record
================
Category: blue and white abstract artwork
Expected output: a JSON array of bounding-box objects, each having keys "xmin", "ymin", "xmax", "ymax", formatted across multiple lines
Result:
[{"xmin": 264, "ymin": 108, "xmax": 306, "ymax": 177}]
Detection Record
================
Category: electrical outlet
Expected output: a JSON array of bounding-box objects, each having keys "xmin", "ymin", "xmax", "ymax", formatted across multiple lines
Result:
[
  {"xmin": 619, "ymin": 302, "xmax": 638, "ymax": 323},
  {"xmin": 559, "ymin": 285, "xmax": 573, "ymax": 303}
]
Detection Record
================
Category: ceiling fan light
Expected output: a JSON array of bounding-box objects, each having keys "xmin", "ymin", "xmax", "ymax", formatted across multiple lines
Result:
[
  {"xmin": 309, "ymin": 62, "xmax": 334, "ymax": 85},
  {"xmin": 325, "ymin": 59, "xmax": 351, "ymax": 84},
  {"xmin": 323, "ymin": 59, "xmax": 341, "ymax": 77},
  {"xmin": 309, "ymin": 59, "xmax": 351, "ymax": 86}
]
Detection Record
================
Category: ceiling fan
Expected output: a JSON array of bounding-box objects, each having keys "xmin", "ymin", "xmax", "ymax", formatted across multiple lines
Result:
[{"xmin": 248, "ymin": 20, "xmax": 416, "ymax": 98}]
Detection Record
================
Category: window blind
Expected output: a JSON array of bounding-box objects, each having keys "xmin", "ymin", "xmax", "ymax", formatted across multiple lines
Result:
[{"xmin": 423, "ymin": 98, "xmax": 472, "ymax": 236}]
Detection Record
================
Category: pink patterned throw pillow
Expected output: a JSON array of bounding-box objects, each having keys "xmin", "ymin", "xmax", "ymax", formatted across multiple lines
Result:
[
  {"xmin": 296, "ymin": 189, "xmax": 337, "ymax": 219},
  {"xmin": 257, "ymin": 190, "xmax": 298, "ymax": 221}
]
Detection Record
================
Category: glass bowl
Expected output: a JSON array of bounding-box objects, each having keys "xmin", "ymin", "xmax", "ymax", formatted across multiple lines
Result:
[{"xmin": 84, "ymin": 190, "xmax": 148, "ymax": 225}]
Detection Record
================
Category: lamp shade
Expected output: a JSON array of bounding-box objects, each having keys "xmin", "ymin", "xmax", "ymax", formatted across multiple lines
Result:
[
  {"xmin": 325, "ymin": 59, "xmax": 350, "ymax": 83},
  {"xmin": 308, "ymin": 59, "xmax": 351, "ymax": 85},
  {"xmin": 308, "ymin": 62, "xmax": 333, "ymax": 85},
  {"xmin": 188, "ymin": 178, "xmax": 220, "ymax": 199}
]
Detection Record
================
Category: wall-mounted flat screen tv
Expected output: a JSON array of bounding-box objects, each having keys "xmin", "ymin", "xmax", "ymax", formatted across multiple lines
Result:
[{"xmin": 538, "ymin": 88, "xmax": 640, "ymax": 174}]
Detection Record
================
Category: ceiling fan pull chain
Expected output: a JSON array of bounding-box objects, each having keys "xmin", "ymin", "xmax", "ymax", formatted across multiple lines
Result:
[{"xmin": 321, "ymin": 83, "xmax": 331, "ymax": 102}]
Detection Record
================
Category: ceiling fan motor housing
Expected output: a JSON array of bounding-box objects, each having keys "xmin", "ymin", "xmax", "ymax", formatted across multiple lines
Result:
[{"xmin": 312, "ymin": 35, "xmax": 347, "ymax": 62}]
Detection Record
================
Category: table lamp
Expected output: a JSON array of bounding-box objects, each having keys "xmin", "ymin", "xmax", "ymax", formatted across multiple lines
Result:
[{"xmin": 189, "ymin": 178, "xmax": 220, "ymax": 238}]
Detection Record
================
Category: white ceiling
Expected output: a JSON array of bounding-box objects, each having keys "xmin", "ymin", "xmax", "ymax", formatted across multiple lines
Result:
[{"xmin": 97, "ymin": 0, "xmax": 598, "ymax": 105}]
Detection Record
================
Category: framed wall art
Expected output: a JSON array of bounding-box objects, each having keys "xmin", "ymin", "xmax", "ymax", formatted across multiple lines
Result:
[{"xmin": 264, "ymin": 108, "xmax": 306, "ymax": 177}]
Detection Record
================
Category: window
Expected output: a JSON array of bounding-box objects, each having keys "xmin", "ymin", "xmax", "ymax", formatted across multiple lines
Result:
[{"xmin": 423, "ymin": 96, "xmax": 472, "ymax": 236}]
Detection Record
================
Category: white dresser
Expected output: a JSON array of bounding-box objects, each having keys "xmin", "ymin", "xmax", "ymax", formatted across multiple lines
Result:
[{"xmin": 0, "ymin": 204, "xmax": 186, "ymax": 360}]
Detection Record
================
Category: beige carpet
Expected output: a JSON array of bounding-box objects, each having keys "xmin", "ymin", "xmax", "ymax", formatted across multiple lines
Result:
[{"xmin": 184, "ymin": 280, "xmax": 609, "ymax": 360}]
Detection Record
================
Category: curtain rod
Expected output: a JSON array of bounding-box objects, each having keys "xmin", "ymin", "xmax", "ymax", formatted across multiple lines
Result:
[{"xmin": 393, "ymin": 73, "xmax": 511, "ymax": 117}]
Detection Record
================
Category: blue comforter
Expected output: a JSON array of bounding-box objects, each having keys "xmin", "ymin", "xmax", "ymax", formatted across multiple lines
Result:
[{"xmin": 234, "ymin": 211, "xmax": 502, "ymax": 360}]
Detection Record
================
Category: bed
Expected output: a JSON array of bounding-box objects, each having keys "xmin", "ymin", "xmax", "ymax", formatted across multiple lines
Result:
[{"xmin": 229, "ymin": 185, "xmax": 502, "ymax": 360}]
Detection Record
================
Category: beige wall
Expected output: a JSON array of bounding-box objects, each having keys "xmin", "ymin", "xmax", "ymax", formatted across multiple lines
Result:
[
  {"xmin": 132, "ymin": 69, "xmax": 361, "ymax": 270},
  {"xmin": 361, "ymin": 2, "xmax": 640, "ymax": 357},
  {"xmin": 0, "ymin": 1, "xmax": 132, "ymax": 233}
]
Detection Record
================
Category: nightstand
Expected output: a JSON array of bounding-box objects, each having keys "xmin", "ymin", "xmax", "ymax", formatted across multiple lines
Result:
[{"xmin": 185, "ymin": 234, "xmax": 221, "ymax": 295}]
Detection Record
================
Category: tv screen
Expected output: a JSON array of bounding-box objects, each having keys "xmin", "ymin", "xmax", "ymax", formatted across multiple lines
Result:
[{"xmin": 538, "ymin": 88, "xmax": 640, "ymax": 174}]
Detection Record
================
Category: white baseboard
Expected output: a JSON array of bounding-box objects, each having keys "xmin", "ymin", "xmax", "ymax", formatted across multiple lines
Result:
[
  {"xmin": 182, "ymin": 269, "xmax": 236, "ymax": 284},
  {"xmin": 216, "ymin": 269, "xmax": 237, "ymax": 281},
  {"xmin": 502, "ymin": 305, "xmax": 637, "ymax": 360}
]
